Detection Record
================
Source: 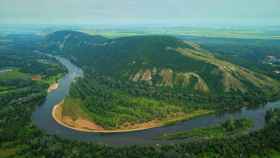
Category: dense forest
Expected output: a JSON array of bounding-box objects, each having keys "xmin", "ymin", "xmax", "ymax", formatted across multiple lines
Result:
[
  {"xmin": 1, "ymin": 33, "xmax": 280, "ymax": 157},
  {"xmin": 44, "ymin": 31, "xmax": 280, "ymax": 129},
  {"xmin": 0, "ymin": 43, "xmax": 67, "ymax": 157},
  {"xmin": 2, "ymin": 78, "xmax": 280, "ymax": 158}
]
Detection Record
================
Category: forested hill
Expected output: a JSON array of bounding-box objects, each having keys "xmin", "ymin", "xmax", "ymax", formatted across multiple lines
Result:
[
  {"xmin": 43, "ymin": 30, "xmax": 108, "ymax": 54},
  {"xmin": 43, "ymin": 31, "xmax": 280, "ymax": 100}
]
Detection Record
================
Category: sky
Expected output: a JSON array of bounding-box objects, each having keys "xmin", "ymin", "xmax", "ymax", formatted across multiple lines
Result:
[{"xmin": 0, "ymin": 0, "xmax": 280, "ymax": 26}]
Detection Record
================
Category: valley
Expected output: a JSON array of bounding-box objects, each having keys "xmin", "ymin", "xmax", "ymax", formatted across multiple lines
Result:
[
  {"xmin": 2, "ymin": 0, "xmax": 280, "ymax": 157},
  {"xmin": 2, "ymin": 30, "xmax": 280, "ymax": 157}
]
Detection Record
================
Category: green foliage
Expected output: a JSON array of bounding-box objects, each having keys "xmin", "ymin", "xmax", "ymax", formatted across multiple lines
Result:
[
  {"xmin": 0, "ymin": 69, "xmax": 30, "ymax": 81},
  {"xmin": 159, "ymin": 118, "xmax": 252, "ymax": 140},
  {"xmin": 2, "ymin": 33, "xmax": 280, "ymax": 158},
  {"xmin": 64, "ymin": 76, "xmax": 204, "ymax": 128},
  {"xmin": 45, "ymin": 31, "xmax": 280, "ymax": 114},
  {"xmin": 0, "ymin": 51, "xmax": 67, "ymax": 85}
]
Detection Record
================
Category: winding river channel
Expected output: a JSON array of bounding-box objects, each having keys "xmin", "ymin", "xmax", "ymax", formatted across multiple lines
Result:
[{"xmin": 32, "ymin": 56, "xmax": 280, "ymax": 146}]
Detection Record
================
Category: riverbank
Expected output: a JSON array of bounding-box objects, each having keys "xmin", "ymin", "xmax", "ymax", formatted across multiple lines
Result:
[
  {"xmin": 158, "ymin": 118, "xmax": 252, "ymax": 140},
  {"xmin": 48, "ymin": 83, "xmax": 59, "ymax": 93},
  {"xmin": 52, "ymin": 101, "xmax": 212, "ymax": 133}
]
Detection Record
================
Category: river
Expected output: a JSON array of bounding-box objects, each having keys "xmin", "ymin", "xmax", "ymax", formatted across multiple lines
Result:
[{"xmin": 32, "ymin": 56, "xmax": 280, "ymax": 146}]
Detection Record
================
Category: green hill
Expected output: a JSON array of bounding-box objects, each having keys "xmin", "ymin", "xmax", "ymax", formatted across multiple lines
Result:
[
  {"xmin": 44, "ymin": 31, "xmax": 280, "ymax": 129},
  {"xmin": 44, "ymin": 30, "xmax": 108, "ymax": 54},
  {"xmin": 45, "ymin": 31, "xmax": 279, "ymax": 96}
]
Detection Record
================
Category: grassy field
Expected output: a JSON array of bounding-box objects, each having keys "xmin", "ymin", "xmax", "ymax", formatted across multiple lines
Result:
[
  {"xmin": 0, "ymin": 69, "xmax": 30, "ymax": 81},
  {"xmin": 61, "ymin": 97, "xmax": 91, "ymax": 121},
  {"xmin": 0, "ymin": 148, "xmax": 18, "ymax": 158}
]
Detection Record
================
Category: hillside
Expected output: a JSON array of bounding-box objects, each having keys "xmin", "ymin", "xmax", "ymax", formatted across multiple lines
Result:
[
  {"xmin": 44, "ymin": 30, "xmax": 108, "ymax": 54},
  {"xmin": 44, "ymin": 31, "xmax": 280, "ymax": 129},
  {"xmin": 45, "ymin": 31, "xmax": 280, "ymax": 96}
]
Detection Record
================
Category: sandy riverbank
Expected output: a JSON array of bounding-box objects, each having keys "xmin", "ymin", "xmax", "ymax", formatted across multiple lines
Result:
[
  {"xmin": 52, "ymin": 101, "xmax": 212, "ymax": 133},
  {"xmin": 48, "ymin": 83, "xmax": 59, "ymax": 93}
]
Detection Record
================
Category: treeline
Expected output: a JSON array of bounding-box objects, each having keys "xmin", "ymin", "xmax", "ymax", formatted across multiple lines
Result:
[{"xmin": 71, "ymin": 73, "xmax": 269, "ymax": 111}]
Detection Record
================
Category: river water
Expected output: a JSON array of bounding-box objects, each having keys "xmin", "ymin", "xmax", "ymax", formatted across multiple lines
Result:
[{"xmin": 32, "ymin": 56, "xmax": 280, "ymax": 146}]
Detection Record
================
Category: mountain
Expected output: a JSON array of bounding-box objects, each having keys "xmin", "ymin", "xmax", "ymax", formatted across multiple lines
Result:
[
  {"xmin": 43, "ymin": 30, "xmax": 280, "ymax": 129},
  {"xmin": 44, "ymin": 31, "xmax": 280, "ymax": 96}
]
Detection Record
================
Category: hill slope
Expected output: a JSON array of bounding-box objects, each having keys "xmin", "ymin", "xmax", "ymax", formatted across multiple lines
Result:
[
  {"xmin": 44, "ymin": 31, "xmax": 280, "ymax": 129},
  {"xmin": 44, "ymin": 31, "xmax": 280, "ymax": 96}
]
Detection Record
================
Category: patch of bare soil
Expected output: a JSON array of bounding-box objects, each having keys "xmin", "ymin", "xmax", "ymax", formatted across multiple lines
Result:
[
  {"xmin": 48, "ymin": 83, "xmax": 58, "ymax": 93},
  {"xmin": 32, "ymin": 75, "xmax": 42, "ymax": 81}
]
